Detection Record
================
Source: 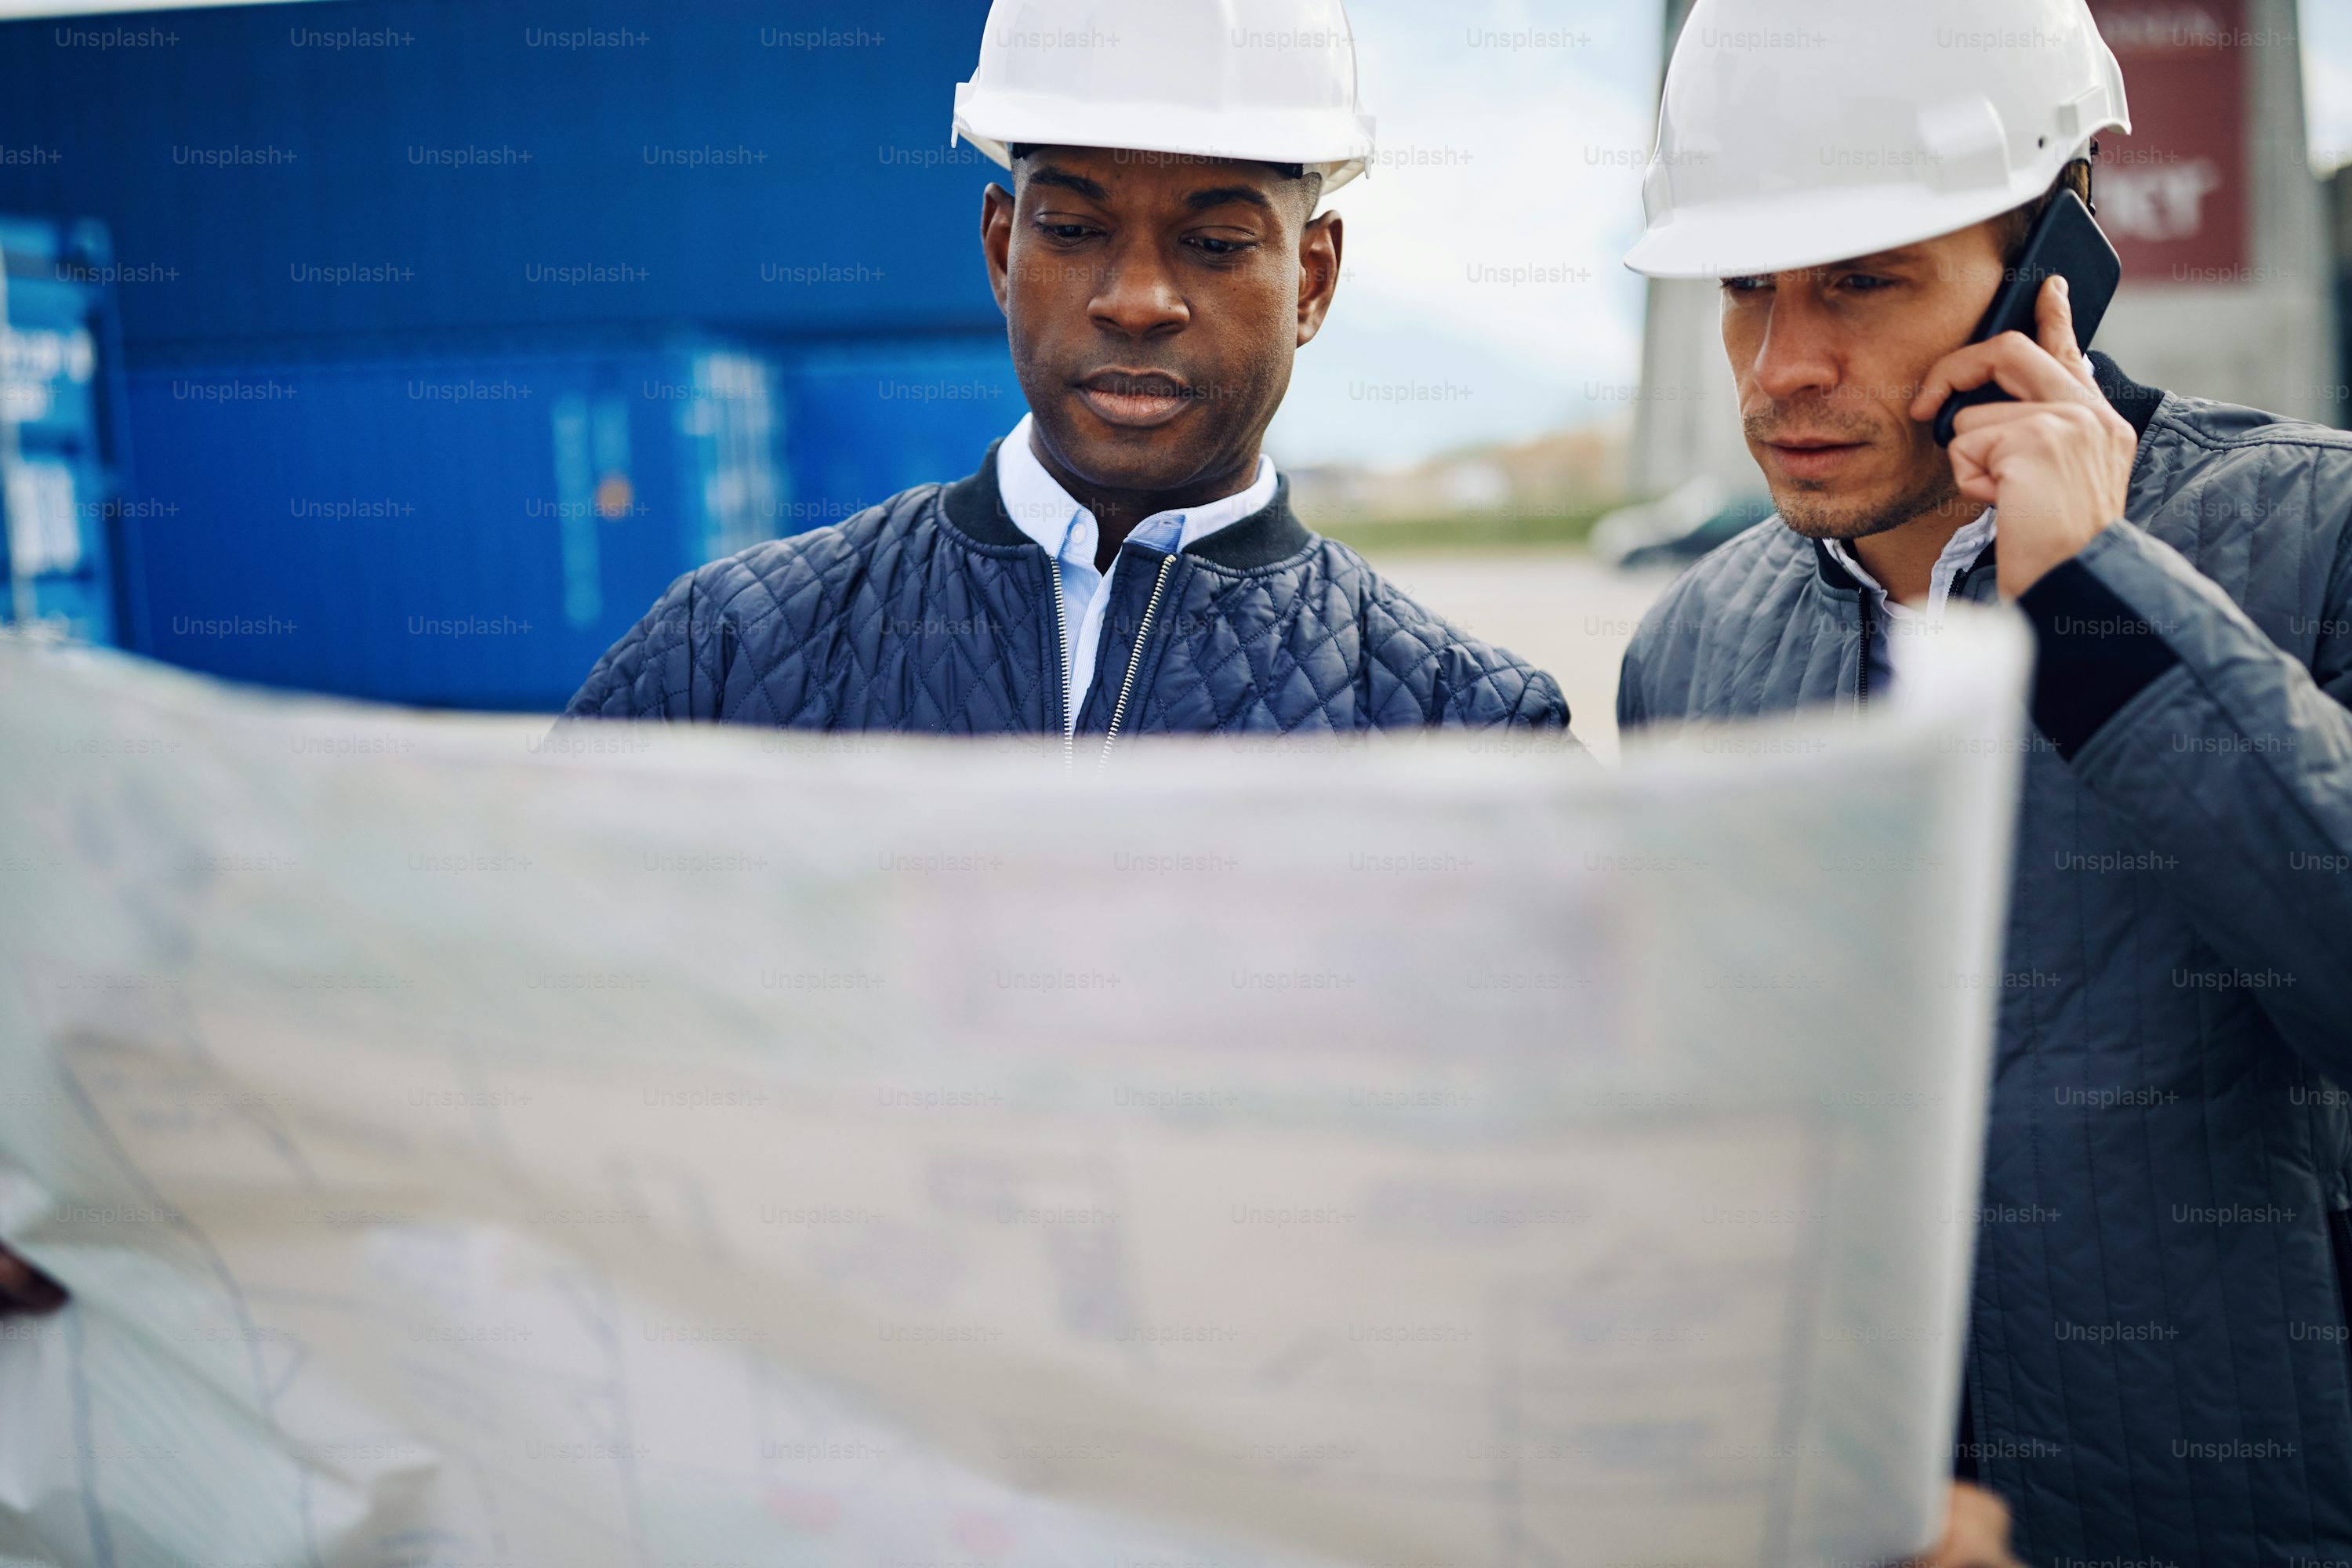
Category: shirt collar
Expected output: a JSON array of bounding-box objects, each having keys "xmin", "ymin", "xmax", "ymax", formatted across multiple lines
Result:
[
  {"xmin": 995, "ymin": 412, "xmax": 1278, "ymax": 563},
  {"xmin": 1820, "ymin": 509, "xmax": 1997, "ymax": 620}
]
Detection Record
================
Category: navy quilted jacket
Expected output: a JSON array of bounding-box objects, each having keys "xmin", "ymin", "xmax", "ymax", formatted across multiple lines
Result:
[
  {"xmin": 565, "ymin": 441, "xmax": 1571, "ymax": 742},
  {"xmin": 1620, "ymin": 357, "xmax": 2352, "ymax": 1567}
]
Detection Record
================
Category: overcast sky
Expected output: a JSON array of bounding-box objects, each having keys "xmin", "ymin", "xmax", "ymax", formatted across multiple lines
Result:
[{"xmin": 1266, "ymin": 0, "xmax": 2352, "ymax": 471}]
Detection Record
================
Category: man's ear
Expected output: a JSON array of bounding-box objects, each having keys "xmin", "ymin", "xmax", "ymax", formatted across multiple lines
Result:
[
  {"xmin": 1298, "ymin": 210, "xmax": 1344, "ymax": 347},
  {"xmin": 982, "ymin": 181, "xmax": 1015, "ymax": 317}
]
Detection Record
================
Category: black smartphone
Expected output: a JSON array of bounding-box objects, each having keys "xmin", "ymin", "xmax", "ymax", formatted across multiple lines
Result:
[{"xmin": 1931, "ymin": 190, "xmax": 2121, "ymax": 446}]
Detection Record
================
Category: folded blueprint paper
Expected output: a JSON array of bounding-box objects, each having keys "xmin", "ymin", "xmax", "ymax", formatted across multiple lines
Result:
[{"xmin": 0, "ymin": 612, "xmax": 2027, "ymax": 1568}]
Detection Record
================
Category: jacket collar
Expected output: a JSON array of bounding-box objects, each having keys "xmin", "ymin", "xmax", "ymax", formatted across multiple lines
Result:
[
  {"xmin": 938, "ymin": 439, "xmax": 1314, "ymax": 570},
  {"xmin": 939, "ymin": 440, "xmax": 1030, "ymax": 549},
  {"xmin": 2089, "ymin": 350, "xmax": 2164, "ymax": 441},
  {"xmin": 1812, "ymin": 536, "xmax": 1864, "ymax": 596}
]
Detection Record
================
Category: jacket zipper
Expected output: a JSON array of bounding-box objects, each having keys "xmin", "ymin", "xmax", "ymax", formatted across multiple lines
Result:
[
  {"xmin": 2328, "ymin": 1208, "xmax": 2352, "ymax": 1425},
  {"xmin": 1856, "ymin": 588, "xmax": 1875, "ymax": 713},
  {"xmin": 1100, "ymin": 554, "xmax": 1175, "ymax": 768},
  {"xmin": 1044, "ymin": 553, "xmax": 1073, "ymax": 768}
]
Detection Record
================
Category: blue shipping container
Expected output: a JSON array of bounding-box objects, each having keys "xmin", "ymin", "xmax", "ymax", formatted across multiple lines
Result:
[
  {"xmin": 0, "ymin": 216, "xmax": 129, "ymax": 644},
  {"xmin": 117, "ymin": 330, "xmax": 1032, "ymax": 711},
  {"xmin": 0, "ymin": 0, "xmax": 1007, "ymax": 352},
  {"xmin": 775, "ymin": 333, "xmax": 1025, "ymax": 530},
  {"xmin": 120, "ymin": 338, "xmax": 788, "ymax": 710}
]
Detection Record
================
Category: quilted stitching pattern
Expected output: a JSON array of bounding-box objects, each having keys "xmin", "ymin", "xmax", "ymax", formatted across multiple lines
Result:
[
  {"xmin": 1617, "ymin": 387, "xmax": 2352, "ymax": 1567},
  {"xmin": 1112, "ymin": 542, "xmax": 1548, "ymax": 735}
]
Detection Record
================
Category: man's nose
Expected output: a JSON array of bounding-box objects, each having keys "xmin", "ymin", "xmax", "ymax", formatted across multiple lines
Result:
[
  {"xmin": 1088, "ymin": 237, "xmax": 1189, "ymax": 340},
  {"xmin": 1748, "ymin": 286, "xmax": 1843, "ymax": 405}
]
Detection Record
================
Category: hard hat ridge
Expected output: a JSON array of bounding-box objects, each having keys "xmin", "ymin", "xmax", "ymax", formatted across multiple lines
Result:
[
  {"xmin": 953, "ymin": 0, "xmax": 1377, "ymax": 196},
  {"xmin": 1624, "ymin": 0, "xmax": 2129, "ymax": 278}
]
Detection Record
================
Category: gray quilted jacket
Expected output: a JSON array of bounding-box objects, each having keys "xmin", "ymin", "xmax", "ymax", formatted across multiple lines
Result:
[
  {"xmin": 1619, "ymin": 355, "xmax": 2352, "ymax": 1567},
  {"xmin": 566, "ymin": 441, "xmax": 1570, "ymax": 742}
]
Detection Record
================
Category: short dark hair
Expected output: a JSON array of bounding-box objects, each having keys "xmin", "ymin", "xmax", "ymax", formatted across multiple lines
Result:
[{"xmin": 1992, "ymin": 157, "xmax": 2096, "ymax": 265}]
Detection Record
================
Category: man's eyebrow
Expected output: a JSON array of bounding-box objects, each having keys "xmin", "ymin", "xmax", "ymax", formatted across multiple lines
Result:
[
  {"xmin": 1025, "ymin": 165, "xmax": 1108, "ymax": 202},
  {"xmin": 1828, "ymin": 248, "xmax": 1926, "ymax": 271},
  {"xmin": 1184, "ymin": 184, "xmax": 1276, "ymax": 214}
]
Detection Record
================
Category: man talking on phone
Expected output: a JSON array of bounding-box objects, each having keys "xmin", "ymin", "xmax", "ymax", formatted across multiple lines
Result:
[{"xmin": 1615, "ymin": 2, "xmax": 2352, "ymax": 1566}]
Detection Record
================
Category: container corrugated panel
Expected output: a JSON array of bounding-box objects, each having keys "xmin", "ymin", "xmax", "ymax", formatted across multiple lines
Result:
[
  {"xmin": 119, "ymin": 337, "xmax": 786, "ymax": 710},
  {"xmin": 0, "ymin": 216, "xmax": 129, "ymax": 644},
  {"xmin": 774, "ymin": 333, "xmax": 1025, "ymax": 530},
  {"xmin": 0, "ymin": 0, "xmax": 1004, "ymax": 352}
]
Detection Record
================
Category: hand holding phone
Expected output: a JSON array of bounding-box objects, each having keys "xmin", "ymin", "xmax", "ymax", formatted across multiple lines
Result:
[
  {"xmin": 1931, "ymin": 191, "xmax": 2120, "ymax": 446},
  {"xmin": 1907, "ymin": 230, "xmax": 2142, "ymax": 599}
]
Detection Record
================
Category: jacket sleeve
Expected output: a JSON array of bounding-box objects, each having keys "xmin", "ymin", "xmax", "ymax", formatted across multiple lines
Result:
[
  {"xmin": 562, "ymin": 568, "xmax": 713, "ymax": 721},
  {"xmin": 1616, "ymin": 642, "xmax": 1648, "ymax": 734},
  {"xmin": 1501, "ymin": 666, "xmax": 1575, "ymax": 732},
  {"xmin": 2016, "ymin": 518, "xmax": 2352, "ymax": 1066},
  {"xmin": 1353, "ymin": 567, "xmax": 1579, "ymax": 737},
  {"xmin": 1446, "ymin": 650, "xmax": 1587, "ymax": 748}
]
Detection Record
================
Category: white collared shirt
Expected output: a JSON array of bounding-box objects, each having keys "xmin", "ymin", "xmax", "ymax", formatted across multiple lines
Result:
[
  {"xmin": 1821, "ymin": 509, "xmax": 1998, "ymax": 691},
  {"xmin": 996, "ymin": 412, "xmax": 1279, "ymax": 735}
]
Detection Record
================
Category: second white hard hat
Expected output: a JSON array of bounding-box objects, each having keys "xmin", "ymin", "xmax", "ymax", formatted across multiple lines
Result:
[
  {"xmin": 1624, "ymin": 0, "xmax": 2129, "ymax": 278},
  {"xmin": 953, "ymin": 0, "xmax": 1377, "ymax": 195}
]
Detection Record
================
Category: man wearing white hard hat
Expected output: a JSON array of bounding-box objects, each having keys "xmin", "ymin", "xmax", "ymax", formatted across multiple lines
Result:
[
  {"xmin": 1616, "ymin": 2, "xmax": 2352, "ymax": 1563},
  {"xmin": 564, "ymin": 0, "xmax": 1568, "ymax": 748}
]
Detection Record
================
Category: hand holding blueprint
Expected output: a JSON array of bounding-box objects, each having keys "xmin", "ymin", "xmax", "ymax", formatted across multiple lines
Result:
[{"xmin": 0, "ymin": 612, "xmax": 2028, "ymax": 1568}]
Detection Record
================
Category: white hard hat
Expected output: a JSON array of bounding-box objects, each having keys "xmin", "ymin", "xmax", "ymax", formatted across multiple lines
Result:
[
  {"xmin": 1624, "ymin": 0, "xmax": 2129, "ymax": 278},
  {"xmin": 953, "ymin": 0, "xmax": 1377, "ymax": 196}
]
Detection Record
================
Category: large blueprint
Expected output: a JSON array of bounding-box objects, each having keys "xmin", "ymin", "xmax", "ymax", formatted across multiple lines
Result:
[{"xmin": 0, "ymin": 612, "xmax": 2028, "ymax": 1568}]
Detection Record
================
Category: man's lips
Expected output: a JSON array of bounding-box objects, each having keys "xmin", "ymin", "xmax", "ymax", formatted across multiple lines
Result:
[
  {"xmin": 1762, "ymin": 434, "xmax": 1868, "ymax": 481},
  {"xmin": 1074, "ymin": 369, "xmax": 1195, "ymax": 430}
]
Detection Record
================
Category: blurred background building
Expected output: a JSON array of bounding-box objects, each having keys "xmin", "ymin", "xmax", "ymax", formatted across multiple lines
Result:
[{"xmin": 0, "ymin": 0, "xmax": 2348, "ymax": 731}]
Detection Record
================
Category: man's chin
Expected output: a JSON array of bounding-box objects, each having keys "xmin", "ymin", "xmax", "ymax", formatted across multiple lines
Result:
[
  {"xmin": 1766, "ymin": 475, "xmax": 1971, "ymax": 543},
  {"xmin": 1772, "ymin": 499, "xmax": 1899, "ymax": 543},
  {"xmin": 1036, "ymin": 413, "xmax": 1216, "ymax": 495}
]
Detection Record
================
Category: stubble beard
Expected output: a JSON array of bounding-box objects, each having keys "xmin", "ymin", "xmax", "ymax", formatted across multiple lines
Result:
[
  {"xmin": 1744, "ymin": 405, "xmax": 1974, "ymax": 543},
  {"xmin": 1771, "ymin": 464, "xmax": 1971, "ymax": 543}
]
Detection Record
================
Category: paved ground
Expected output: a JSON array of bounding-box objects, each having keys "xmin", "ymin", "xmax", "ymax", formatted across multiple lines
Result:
[{"xmin": 1359, "ymin": 549, "xmax": 1678, "ymax": 765}]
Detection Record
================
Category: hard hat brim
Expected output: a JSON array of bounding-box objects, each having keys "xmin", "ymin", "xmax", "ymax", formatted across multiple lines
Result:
[
  {"xmin": 954, "ymin": 85, "xmax": 1373, "ymax": 194},
  {"xmin": 1622, "ymin": 173, "xmax": 2062, "ymax": 280}
]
